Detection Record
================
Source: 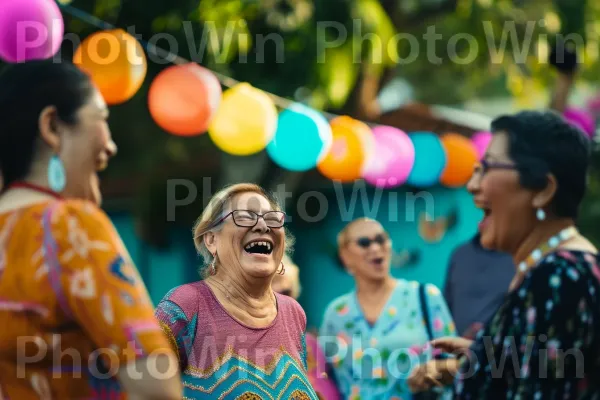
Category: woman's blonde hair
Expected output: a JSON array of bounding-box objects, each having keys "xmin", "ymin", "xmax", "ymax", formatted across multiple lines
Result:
[
  {"xmin": 192, "ymin": 183, "xmax": 295, "ymax": 275},
  {"xmin": 336, "ymin": 217, "xmax": 379, "ymax": 249}
]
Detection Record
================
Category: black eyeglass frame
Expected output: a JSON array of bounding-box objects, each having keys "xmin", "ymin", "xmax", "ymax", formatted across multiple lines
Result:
[
  {"xmin": 208, "ymin": 209, "xmax": 287, "ymax": 230},
  {"xmin": 474, "ymin": 159, "xmax": 519, "ymax": 175}
]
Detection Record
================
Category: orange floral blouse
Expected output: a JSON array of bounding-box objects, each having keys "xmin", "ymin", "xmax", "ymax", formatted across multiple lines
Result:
[{"xmin": 0, "ymin": 199, "xmax": 172, "ymax": 399}]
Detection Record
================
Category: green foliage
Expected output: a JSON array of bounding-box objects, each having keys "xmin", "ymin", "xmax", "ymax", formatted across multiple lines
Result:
[{"xmin": 57, "ymin": 0, "xmax": 600, "ymax": 242}]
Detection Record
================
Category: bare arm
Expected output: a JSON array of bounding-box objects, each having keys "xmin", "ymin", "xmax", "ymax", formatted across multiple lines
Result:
[{"xmin": 118, "ymin": 353, "xmax": 182, "ymax": 400}]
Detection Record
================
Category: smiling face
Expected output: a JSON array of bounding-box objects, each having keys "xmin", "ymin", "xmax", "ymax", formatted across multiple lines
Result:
[
  {"xmin": 467, "ymin": 132, "xmax": 544, "ymax": 253},
  {"xmin": 40, "ymin": 87, "xmax": 117, "ymax": 205},
  {"xmin": 339, "ymin": 219, "xmax": 392, "ymax": 281},
  {"xmin": 204, "ymin": 191, "xmax": 286, "ymax": 279}
]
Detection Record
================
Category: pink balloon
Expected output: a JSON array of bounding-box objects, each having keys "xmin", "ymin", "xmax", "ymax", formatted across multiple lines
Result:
[
  {"xmin": 586, "ymin": 95, "xmax": 600, "ymax": 114},
  {"xmin": 471, "ymin": 131, "xmax": 492, "ymax": 160},
  {"xmin": 362, "ymin": 126, "xmax": 415, "ymax": 188},
  {"xmin": 564, "ymin": 107, "xmax": 595, "ymax": 138},
  {"xmin": 0, "ymin": 0, "xmax": 64, "ymax": 63},
  {"xmin": 305, "ymin": 333, "xmax": 341, "ymax": 400}
]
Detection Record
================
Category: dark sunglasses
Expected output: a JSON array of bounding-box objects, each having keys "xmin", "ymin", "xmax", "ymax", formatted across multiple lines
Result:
[
  {"xmin": 352, "ymin": 233, "xmax": 389, "ymax": 248},
  {"xmin": 473, "ymin": 159, "xmax": 518, "ymax": 175}
]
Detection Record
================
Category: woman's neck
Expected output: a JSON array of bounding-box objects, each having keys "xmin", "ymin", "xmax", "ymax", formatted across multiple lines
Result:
[
  {"xmin": 205, "ymin": 271, "xmax": 277, "ymax": 321},
  {"xmin": 512, "ymin": 218, "xmax": 575, "ymax": 266},
  {"xmin": 0, "ymin": 173, "xmax": 56, "ymax": 214},
  {"xmin": 355, "ymin": 275, "xmax": 396, "ymax": 298}
]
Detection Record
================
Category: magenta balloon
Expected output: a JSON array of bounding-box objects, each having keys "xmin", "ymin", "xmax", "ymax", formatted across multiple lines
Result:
[
  {"xmin": 564, "ymin": 107, "xmax": 595, "ymax": 138},
  {"xmin": 0, "ymin": 0, "xmax": 64, "ymax": 63},
  {"xmin": 305, "ymin": 333, "xmax": 341, "ymax": 400},
  {"xmin": 362, "ymin": 126, "xmax": 415, "ymax": 188},
  {"xmin": 471, "ymin": 131, "xmax": 492, "ymax": 160}
]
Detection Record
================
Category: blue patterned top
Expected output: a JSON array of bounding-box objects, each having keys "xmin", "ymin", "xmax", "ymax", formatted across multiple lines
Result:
[{"xmin": 319, "ymin": 279, "xmax": 456, "ymax": 400}]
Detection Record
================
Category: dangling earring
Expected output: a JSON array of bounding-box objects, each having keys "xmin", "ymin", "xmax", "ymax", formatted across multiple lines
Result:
[
  {"xmin": 210, "ymin": 253, "xmax": 218, "ymax": 276},
  {"xmin": 536, "ymin": 208, "xmax": 546, "ymax": 221},
  {"xmin": 48, "ymin": 154, "xmax": 66, "ymax": 193},
  {"xmin": 278, "ymin": 262, "xmax": 285, "ymax": 275}
]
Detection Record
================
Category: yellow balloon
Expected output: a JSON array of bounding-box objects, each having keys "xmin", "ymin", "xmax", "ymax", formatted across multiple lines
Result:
[{"xmin": 208, "ymin": 83, "xmax": 277, "ymax": 155}]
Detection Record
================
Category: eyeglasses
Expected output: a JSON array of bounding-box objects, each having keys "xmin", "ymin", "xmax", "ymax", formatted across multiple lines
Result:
[
  {"xmin": 351, "ymin": 233, "xmax": 389, "ymax": 249},
  {"xmin": 473, "ymin": 159, "xmax": 518, "ymax": 176},
  {"xmin": 213, "ymin": 210, "xmax": 286, "ymax": 229}
]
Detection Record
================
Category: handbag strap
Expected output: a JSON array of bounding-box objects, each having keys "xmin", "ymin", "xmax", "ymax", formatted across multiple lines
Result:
[{"xmin": 419, "ymin": 283, "xmax": 434, "ymax": 341}]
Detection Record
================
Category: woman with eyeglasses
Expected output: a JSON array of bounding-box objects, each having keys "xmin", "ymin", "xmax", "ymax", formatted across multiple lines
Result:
[
  {"xmin": 319, "ymin": 217, "xmax": 456, "ymax": 400},
  {"xmin": 155, "ymin": 183, "xmax": 321, "ymax": 399},
  {"xmin": 408, "ymin": 110, "xmax": 600, "ymax": 398}
]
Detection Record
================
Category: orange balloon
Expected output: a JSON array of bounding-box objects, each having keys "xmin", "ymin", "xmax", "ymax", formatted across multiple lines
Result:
[
  {"xmin": 317, "ymin": 116, "xmax": 374, "ymax": 182},
  {"xmin": 73, "ymin": 29, "xmax": 147, "ymax": 105},
  {"xmin": 439, "ymin": 133, "xmax": 478, "ymax": 187},
  {"xmin": 148, "ymin": 63, "xmax": 222, "ymax": 136}
]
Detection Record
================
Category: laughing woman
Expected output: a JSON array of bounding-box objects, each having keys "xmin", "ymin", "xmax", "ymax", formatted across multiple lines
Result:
[
  {"xmin": 155, "ymin": 183, "xmax": 320, "ymax": 399},
  {"xmin": 408, "ymin": 111, "xmax": 600, "ymax": 398},
  {"xmin": 320, "ymin": 218, "xmax": 456, "ymax": 400}
]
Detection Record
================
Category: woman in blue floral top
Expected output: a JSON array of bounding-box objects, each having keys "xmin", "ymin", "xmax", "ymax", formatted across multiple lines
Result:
[
  {"xmin": 320, "ymin": 217, "xmax": 456, "ymax": 400},
  {"xmin": 408, "ymin": 110, "xmax": 599, "ymax": 398}
]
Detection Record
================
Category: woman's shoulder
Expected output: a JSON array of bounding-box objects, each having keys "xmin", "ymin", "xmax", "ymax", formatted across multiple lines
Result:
[
  {"xmin": 158, "ymin": 282, "xmax": 205, "ymax": 310},
  {"xmin": 0, "ymin": 198, "xmax": 106, "ymax": 224},
  {"xmin": 522, "ymin": 249, "xmax": 600, "ymax": 296},
  {"xmin": 321, "ymin": 291, "xmax": 355, "ymax": 321},
  {"xmin": 393, "ymin": 278, "xmax": 442, "ymax": 297},
  {"xmin": 36, "ymin": 199, "xmax": 113, "ymax": 231},
  {"xmin": 536, "ymin": 249, "xmax": 599, "ymax": 276},
  {"xmin": 275, "ymin": 293, "xmax": 307, "ymax": 327},
  {"xmin": 46, "ymin": 198, "xmax": 104, "ymax": 216}
]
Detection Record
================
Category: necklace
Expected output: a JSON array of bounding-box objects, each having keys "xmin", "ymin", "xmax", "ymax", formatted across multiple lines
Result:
[
  {"xmin": 7, "ymin": 181, "xmax": 63, "ymax": 199},
  {"xmin": 517, "ymin": 226, "xmax": 578, "ymax": 272}
]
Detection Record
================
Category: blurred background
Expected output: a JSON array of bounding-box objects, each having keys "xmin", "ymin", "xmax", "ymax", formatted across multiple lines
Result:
[{"xmin": 15, "ymin": 0, "xmax": 600, "ymax": 331}]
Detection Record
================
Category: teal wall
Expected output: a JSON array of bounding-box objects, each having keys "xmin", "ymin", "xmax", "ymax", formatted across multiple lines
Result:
[
  {"xmin": 289, "ymin": 185, "xmax": 481, "ymax": 330},
  {"xmin": 109, "ymin": 185, "xmax": 481, "ymax": 331},
  {"xmin": 109, "ymin": 214, "xmax": 199, "ymax": 305}
]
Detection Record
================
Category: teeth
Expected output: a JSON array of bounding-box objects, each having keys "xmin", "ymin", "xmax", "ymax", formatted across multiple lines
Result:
[{"xmin": 244, "ymin": 241, "xmax": 272, "ymax": 251}]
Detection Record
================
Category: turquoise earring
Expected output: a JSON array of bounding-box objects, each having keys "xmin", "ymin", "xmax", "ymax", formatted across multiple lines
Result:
[{"xmin": 48, "ymin": 155, "xmax": 66, "ymax": 193}]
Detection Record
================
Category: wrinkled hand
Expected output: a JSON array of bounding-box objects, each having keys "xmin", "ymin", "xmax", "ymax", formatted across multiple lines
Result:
[
  {"xmin": 431, "ymin": 336, "xmax": 473, "ymax": 356},
  {"xmin": 407, "ymin": 359, "xmax": 460, "ymax": 393}
]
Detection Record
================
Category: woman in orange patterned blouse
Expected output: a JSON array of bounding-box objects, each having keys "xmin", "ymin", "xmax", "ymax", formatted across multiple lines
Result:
[{"xmin": 0, "ymin": 60, "xmax": 181, "ymax": 399}]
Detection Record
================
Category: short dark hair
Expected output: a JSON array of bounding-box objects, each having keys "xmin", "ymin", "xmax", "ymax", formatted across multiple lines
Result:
[
  {"xmin": 0, "ymin": 60, "xmax": 93, "ymax": 188},
  {"xmin": 491, "ymin": 110, "xmax": 592, "ymax": 219}
]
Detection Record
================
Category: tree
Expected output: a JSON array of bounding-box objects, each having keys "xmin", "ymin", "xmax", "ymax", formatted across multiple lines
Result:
[{"xmin": 27, "ymin": 0, "xmax": 600, "ymax": 244}]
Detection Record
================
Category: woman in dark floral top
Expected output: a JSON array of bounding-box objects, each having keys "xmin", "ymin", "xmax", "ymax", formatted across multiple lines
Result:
[{"xmin": 408, "ymin": 110, "xmax": 599, "ymax": 399}]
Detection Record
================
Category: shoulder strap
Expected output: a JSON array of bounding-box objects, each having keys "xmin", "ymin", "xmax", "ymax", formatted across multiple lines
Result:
[{"xmin": 419, "ymin": 283, "xmax": 433, "ymax": 341}]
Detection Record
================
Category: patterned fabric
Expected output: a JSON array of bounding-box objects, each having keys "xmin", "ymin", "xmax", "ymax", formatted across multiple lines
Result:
[
  {"xmin": 455, "ymin": 250, "xmax": 600, "ymax": 398},
  {"xmin": 155, "ymin": 281, "xmax": 319, "ymax": 399},
  {"xmin": 0, "ymin": 200, "xmax": 171, "ymax": 399},
  {"xmin": 319, "ymin": 279, "xmax": 456, "ymax": 400}
]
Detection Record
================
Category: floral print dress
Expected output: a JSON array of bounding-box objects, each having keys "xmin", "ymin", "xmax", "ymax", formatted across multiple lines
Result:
[
  {"xmin": 455, "ymin": 250, "xmax": 600, "ymax": 399},
  {"xmin": 319, "ymin": 279, "xmax": 456, "ymax": 400}
]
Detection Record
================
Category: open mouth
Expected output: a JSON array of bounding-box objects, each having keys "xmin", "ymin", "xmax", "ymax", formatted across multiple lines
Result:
[
  {"xmin": 371, "ymin": 257, "xmax": 385, "ymax": 267},
  {"xmin": 243, "ymin": 240, "xmax": 274, "ymax": 255},
  {"xmin": 479, "ymin": 208, "xmax": 492, "ymax": 231}
]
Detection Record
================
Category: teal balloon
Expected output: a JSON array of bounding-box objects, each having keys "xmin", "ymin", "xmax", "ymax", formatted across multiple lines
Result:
[
  {"xmin": 267, "ymin": 103, "xmax": 332, "ymax": 171},
  {"xmin": 406, "ymin": 132, "xmax": 447, "ymax": 187}
]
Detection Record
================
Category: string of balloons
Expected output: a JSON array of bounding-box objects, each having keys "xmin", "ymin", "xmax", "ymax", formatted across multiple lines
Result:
[{"xmin": 1, "ymin": 0, "xmax": 595, "ymax": 188}]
